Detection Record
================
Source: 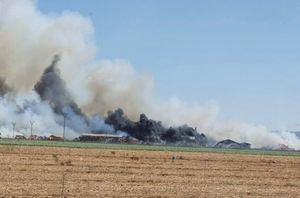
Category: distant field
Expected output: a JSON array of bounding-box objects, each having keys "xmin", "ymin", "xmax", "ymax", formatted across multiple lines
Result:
[
  {"xmin": 0, "ymin": 145, "xmax": 299, "ymax": 197},
  {"xmin": 0, "ymin": 138, "xmax": 299, "ymax": 156}
]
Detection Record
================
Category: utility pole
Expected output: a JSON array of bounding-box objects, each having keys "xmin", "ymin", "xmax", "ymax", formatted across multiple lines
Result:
[
  {"xmin": 30, "ymin": 121, "xmax": 35, "ymax": 136},
  {"xmin": 63, "ymin": 114, "xmax": 66, "ymax": 141},
  {"xmin": 12, "ymin": 122, "xmax": 16, "ymax": 138}
]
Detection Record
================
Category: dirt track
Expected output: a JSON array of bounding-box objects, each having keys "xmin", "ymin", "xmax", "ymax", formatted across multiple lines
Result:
[{"xmin": 0, "ymin": 145, "xmax": 299, "ymax": 197}]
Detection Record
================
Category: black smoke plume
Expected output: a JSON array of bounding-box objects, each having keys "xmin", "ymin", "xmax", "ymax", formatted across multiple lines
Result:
[
  {"xmin": 105, "ymin": 108, "xmax": 207, "ymax": 146},
  {"xmin": 33, "ymin": 55, "xmax": 96, "ymax": 133},
  {"xmin": 34, "ymin": 55, "xmax": 87, "ymax": 119}
]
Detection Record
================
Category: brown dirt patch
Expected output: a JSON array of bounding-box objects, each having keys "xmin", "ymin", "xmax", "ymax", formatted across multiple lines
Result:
[{"xmin": 0, "ymin": 145, "xmax": 299, "ymax": 197}]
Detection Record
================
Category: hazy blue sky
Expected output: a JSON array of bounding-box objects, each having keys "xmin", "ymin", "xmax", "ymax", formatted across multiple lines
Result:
[{"xmin": 38, "ymin": 0, "xmax": 300, "ymax": 130}]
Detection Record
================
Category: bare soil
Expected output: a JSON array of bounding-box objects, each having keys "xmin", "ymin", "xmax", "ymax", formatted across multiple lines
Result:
[{"xmin": 0, "ymin": 145, "xmax": 299, "ymax": 197}]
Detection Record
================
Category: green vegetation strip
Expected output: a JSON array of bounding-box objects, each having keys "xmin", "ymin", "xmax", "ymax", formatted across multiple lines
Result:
[{"xmin": 0, "ymin": 138, "xmax": 299, "ymax": 156}]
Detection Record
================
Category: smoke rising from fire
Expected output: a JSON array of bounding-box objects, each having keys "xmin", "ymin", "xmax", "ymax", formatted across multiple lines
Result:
[{"xmin": 0, "ymin": 0, "xmax": 299, "ymax": 149}]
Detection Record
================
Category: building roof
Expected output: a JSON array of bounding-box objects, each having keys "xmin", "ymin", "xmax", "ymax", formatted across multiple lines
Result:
[{"xmin": 80, "ymin": 133, "xmax": 124, "ymax": 138}]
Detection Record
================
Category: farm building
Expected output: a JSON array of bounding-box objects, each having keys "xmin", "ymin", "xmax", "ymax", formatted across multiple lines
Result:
[
  {"xmin": 214, "ymin": 139, "xmax": 251, "ymax": 149},
  {"xmin": 78, "ymin": 133, "xmax": 139, "ymax": 144},
  {"xmin": 15, "ymin": 135, "xmax": 26, "ymax": 140},
  {"xmin": 123, "ymin": 136, "xmax": 140, "ymax": 144},
  {"xmin": 48, "ymin": 135, "xmax": 64, "ymax": 141},
  {"xmin": 177, "ymin": 135, "xmax": 207, "ymax": 146},
  {"xmin": 79, "ymin": 133, "xmax": 125, "ymax": 143},
  {"xmin": 28, "ymin": 135, "xmax": 47, "ymax": 140}
]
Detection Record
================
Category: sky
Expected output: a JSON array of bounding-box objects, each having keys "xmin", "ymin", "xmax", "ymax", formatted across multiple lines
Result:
[{"xmin": 38, "ymin": 0, "xmax": 300, "ymax": 130}]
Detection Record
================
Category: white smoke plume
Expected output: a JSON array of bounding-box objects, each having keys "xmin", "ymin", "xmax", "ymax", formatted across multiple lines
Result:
[
  {"xmin": 0, "ymin": 0, "xmax": 299, "ymax": 149},
  {"xmin": 0, "ymin": 91, "xmax": 78, "ymax": 139}
]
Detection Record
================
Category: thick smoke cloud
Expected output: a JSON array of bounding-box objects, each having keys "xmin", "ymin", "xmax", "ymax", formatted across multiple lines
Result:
[
  {"xmin": 0, "ymin": 0, "xmax": 299, "ymax": 149},
  {"xmin": 105, "ymin": 108, "xmax": 207, "ymax": 145},
  {"xmin": 34, "ymin": 55, "xmax": 87, "ymax": 119},
  {"xmin": 34, "ymin": 54, "xmax": 114, "ymax": 133}
]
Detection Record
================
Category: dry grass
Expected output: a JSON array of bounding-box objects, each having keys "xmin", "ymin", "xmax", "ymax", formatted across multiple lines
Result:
[{"xmin": 0, "ymin": 145, "xmax": 299, "ymax": 197}]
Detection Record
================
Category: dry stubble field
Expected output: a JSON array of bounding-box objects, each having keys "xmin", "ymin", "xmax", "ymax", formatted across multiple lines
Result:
[{"xmin": 0, "ymin": 145, "xmax": 299, "ymax": 197}]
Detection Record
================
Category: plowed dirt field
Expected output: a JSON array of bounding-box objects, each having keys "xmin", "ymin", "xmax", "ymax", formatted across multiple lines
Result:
[{"xmin": 0, "ymin": 145, "xmax": 299, "ymax": 197}]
